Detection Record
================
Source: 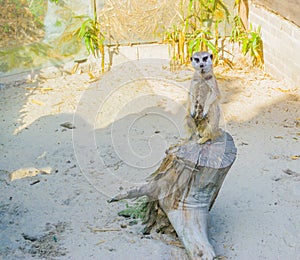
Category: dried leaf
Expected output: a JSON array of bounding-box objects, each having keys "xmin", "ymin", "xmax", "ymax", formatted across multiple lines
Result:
[
  {"xmin": 88, "ymin": 72, "xmax": 96, "ymax": 79},
  {"xmin": 95, "ymin": 240, "xmax": 105, "ymax": 245},
  {"xmin": 291, "ymin": 155, "xmax": 300, "ymax": 160},
  {"xmin": 40, "ymin": 87, "xmax": 53, "ymax": 92},
  {"xmin": 53, "ymin": 101, "xmax": 64, "ymax": 107},
  {"xmin": 87, "ymin": 226, "xmax": 120, "ymax": 233},
  {"xmin": 275, "ymin": 87, "xmax": 291, "ymax": 93},
  {"xmin": 74, "ymin": 58, "xmax": 87, "ymax": 63},
  {"xmin": 26, "ymin": 87, "xmax": 53, "ymax": 92},
  {"xmin": 88, "ymin": 78, "xmax": 100, "ymax": 83},
  {"xmin": 10, "ymin": 167, "xmax": 51, "ymax": 181},
  {"xmin": 71, "ymin": 63, "xmax": 79, "ymax": 74},
  {"xmin": 31, "ymin": 99, "xmax": 44, "ymax": 106}
]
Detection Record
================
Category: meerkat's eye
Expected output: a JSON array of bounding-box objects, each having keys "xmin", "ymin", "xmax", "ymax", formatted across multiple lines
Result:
[
  {"xmin": 203, "ymin": 56, "xmax": 208, "ymax": 62},
  {"xmin": 194, "ymin": 58, "xmax": 200, "ymax": 63}
]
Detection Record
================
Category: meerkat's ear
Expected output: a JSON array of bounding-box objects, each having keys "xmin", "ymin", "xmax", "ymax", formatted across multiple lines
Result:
[
  {"xmin": 190, "ymin": 57, "xmax": 193, "ymax": 62},
  {"xmin": 210, "ymin": 54, "xmax": 213, "ymax": 60}
]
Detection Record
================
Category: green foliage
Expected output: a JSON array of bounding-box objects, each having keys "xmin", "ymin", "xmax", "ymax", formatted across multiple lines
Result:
[
  {"xmin": 230, "ymin": 15, "xmax": 244, "ymax": 43},
  {"xmin": 164, "ymin": 0, "xmax": 230, "ymax": 65},
  {"xmin": 118, "ymin": 198, "xmax": 148, "ymax": 221},
  {"xmin": 54, "ymin": 19, "xmax": 62, "ymax": 27},
  {"xmin": 26, "ymin": 0, "xmax": 47, "ymax": 27},
  {"xmin": 165, "ymin": 0, "xmax": 264, "ymax": 67},
  {"xmin": 75, "ymin": 17, "xmax": 103, "ymax": 57},
  {"xmin": 74, "ymin": 16, "xmax": 105, "ymax": 72},
  {"xmin": 74, "ymin": 0, "xmax": 106, "ymax": 73},
  {"xmin": 3, "ymin": 24, "xmax": 9, "ymax": 33},
  {"xmin": 230, "ymin": 16, "xmax": 263, "ymax": 66}
]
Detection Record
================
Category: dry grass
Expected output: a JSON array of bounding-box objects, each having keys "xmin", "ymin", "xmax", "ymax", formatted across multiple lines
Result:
[{"xmin": 99, "ymin": 0, "xmax": 184, "ymax": 44}]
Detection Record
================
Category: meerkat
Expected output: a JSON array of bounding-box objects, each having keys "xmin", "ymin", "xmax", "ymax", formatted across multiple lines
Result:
[{"xmin": 188, "ymin": 51, "xmax": 222, "ymax": 144}]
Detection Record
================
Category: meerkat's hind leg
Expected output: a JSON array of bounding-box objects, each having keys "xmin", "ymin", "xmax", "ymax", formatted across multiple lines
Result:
[
  {"xmin": 197, "ymin": 135, "xmax": 211, "ymax": 144},
  {"xmin": 198, "ymin": 126, "xmax": 222, "ymax": 144},
  {"xmin": 197, "ymin": 123, "xmax": 212, "ymax": 144}
]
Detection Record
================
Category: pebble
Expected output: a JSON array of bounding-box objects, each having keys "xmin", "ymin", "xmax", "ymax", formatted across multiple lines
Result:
[{"xmin": 120, "ymin": 223, "xmax": 127, "ymax": 228}]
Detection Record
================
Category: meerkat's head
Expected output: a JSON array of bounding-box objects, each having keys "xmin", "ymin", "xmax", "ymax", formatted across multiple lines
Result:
[{"xmin": 190, "ymin": 52, "xmax": 213, "ymax": 73}]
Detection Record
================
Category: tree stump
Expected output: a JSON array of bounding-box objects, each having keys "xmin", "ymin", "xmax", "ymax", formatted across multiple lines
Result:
[{"xmin": 108, "ymin": 131, "xmax": 237, "ymax": 260}]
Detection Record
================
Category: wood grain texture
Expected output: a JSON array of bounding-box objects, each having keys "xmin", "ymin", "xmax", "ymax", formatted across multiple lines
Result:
[{"xmin": 109, "ymin": 131, "xmax": 237, "ymax": 259}]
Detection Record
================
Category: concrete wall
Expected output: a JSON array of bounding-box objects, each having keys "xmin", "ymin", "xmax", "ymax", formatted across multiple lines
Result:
[
  {"xmin": 249, "ymin": 3, "xmax": 300, "ymax": 88},
  {"xmin": 252, "ymin": 0, "xmax": 299, "ymax": 26}
]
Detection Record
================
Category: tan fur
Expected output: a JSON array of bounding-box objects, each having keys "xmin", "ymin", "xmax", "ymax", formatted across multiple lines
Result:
[{"xmin": 188, "ymin": 54, "xmax": 222, "ymax": 144}]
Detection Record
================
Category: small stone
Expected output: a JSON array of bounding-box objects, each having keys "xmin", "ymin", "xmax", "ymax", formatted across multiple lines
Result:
[
  {"xmin": 60, "ymin": 122, "xmax": 76, "ymax": 129},
  {"xmin": 120, "ymin": 223, "xmax": 127, "ymax": 228}
]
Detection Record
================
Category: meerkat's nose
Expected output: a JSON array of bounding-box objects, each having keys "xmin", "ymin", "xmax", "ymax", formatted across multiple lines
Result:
[{"xmin": 200, "ymin": 64, "xmax": 204, "ymax": 68}]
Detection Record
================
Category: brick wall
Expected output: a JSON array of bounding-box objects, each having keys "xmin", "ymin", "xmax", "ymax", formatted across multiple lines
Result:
[{"xmin": 249, "ymin": 3, "xmax": 300, "ymax": 88}]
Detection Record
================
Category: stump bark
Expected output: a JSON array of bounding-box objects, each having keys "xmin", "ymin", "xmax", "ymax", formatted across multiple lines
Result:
[{"xmin": 109, "ymin": 131, "xmax": 237, "ymax": 260}]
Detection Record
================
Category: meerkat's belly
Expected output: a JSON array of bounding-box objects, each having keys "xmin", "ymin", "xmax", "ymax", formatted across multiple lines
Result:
[{"xmin": 193, "ymin": 82, "xmax": 210, "ymax": 108}]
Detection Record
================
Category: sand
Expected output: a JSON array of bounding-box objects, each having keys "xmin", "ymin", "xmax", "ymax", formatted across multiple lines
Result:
[{"xmin": 0, "ymin": 45, "xmax": 299, "ymax": 259}]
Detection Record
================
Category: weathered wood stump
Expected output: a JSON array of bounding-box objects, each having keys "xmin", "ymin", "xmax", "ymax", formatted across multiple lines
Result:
[{"xmin": 109, "ymin": 131, "xmax": 237, "ymax": 260}]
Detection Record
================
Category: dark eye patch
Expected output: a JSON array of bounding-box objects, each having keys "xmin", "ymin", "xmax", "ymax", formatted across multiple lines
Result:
[
  {"xmin": 194, "ymin": 57, "xmax": 200, "ymax": 63},
  {"xmin": 203, "ymin": 56, "xmax": 208, "ymax": 62}
]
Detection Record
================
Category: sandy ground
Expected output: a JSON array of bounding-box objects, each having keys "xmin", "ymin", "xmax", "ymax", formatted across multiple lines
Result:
[{"xmin": 0, "ymin": 45, "xmax": 300, "ymax": 260}]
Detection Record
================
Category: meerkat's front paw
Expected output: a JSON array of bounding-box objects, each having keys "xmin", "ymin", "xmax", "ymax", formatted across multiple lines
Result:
[
  {"xmin": 190, "ymin": 109, "xmax": 196, "ymax": 118},
  {"xmin": 201, "ymin": 112, "xmax": 208, "ymax": 120},
  {"xmin": 202, "ymin": 107, "xmax": 209, "ymax": 118}
]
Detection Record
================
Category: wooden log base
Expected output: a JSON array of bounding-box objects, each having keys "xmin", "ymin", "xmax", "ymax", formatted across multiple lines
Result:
[{"xmin": 108, "ymin": 131, "xmax": 237, "ymax": 260}]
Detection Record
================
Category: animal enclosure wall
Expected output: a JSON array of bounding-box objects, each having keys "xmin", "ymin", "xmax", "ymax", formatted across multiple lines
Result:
[
  {"xmin": 0, "ymin": 0, "xmax": 181, "ymax": 76},
  {"xmin": 0, "ymin": 0, "xmax": 93, "ymax": 76},
  {"xmin": 252, "ymin": 0, "xmax": 299, "ymax": 26},
  {"xmin": 249, "ymin": 1, "xmax": 300, "ymax": 88},
  {"xmin": 0, "ymin": 0, "xmax": 235, "ymax": 77}
]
